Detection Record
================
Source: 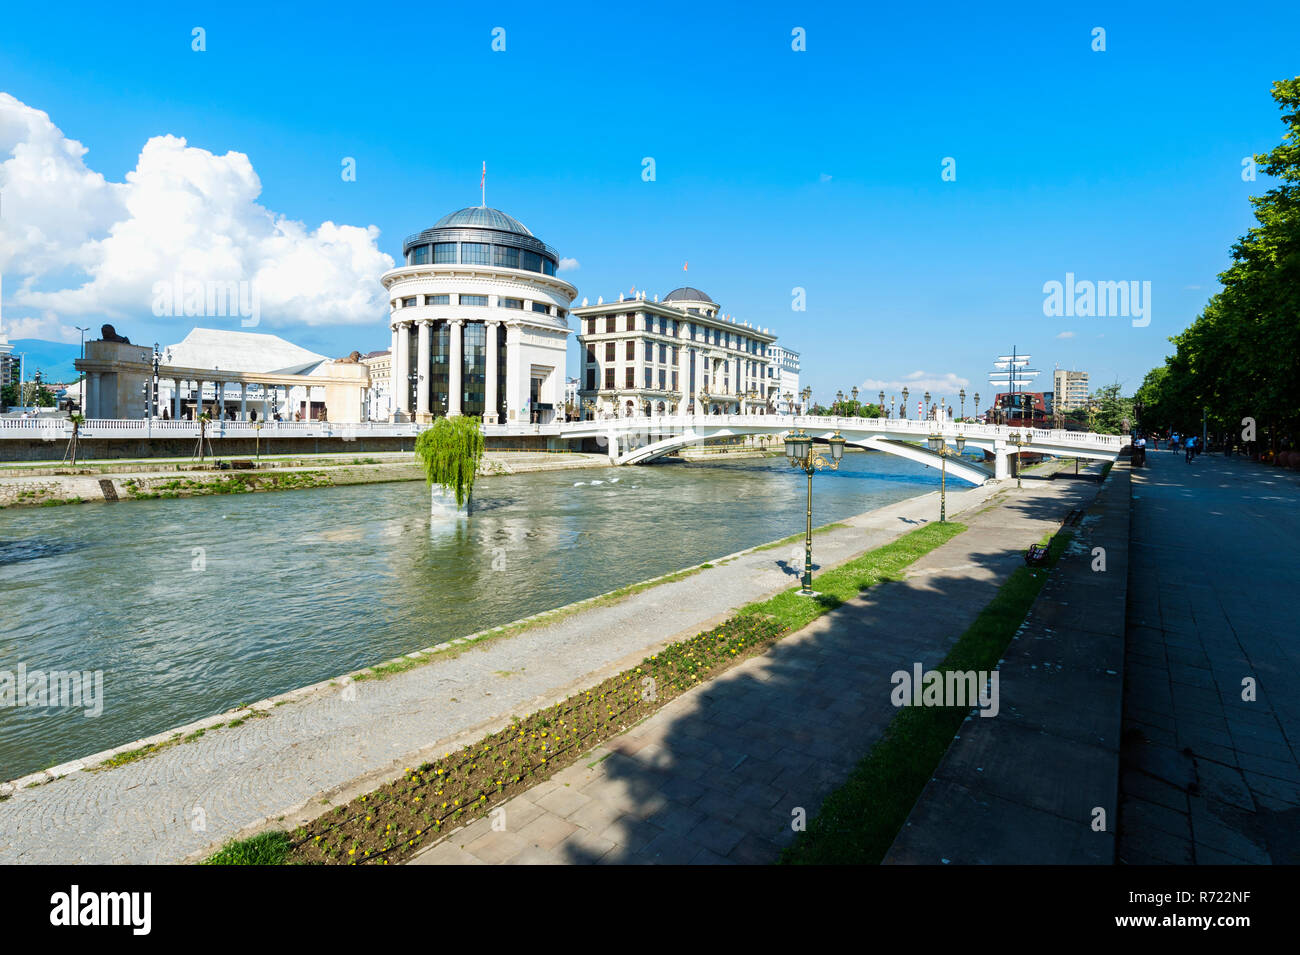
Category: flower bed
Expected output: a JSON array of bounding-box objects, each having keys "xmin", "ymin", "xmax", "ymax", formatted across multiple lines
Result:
[{"xmin": 282, "ymin": 613, "xmax": 783, "ymax": 864}]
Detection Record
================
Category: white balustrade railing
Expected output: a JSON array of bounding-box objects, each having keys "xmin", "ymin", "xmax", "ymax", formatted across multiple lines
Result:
[{"xmin": 0, "ymin": 412, "xmax": 1125, "ymax": 449}]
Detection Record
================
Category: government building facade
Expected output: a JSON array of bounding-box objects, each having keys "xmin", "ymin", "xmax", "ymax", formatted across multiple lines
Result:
[
  {"xmin": 382, "ymin": 207, "xmax": 577, "ymax": 424},
  {"xmin": 572, "ymin": 287, "xmax": 778, "ymax": 417}
]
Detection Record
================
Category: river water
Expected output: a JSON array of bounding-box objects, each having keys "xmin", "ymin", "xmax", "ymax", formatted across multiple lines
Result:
[{"xmin": 0, "ymin": 452, "xmax": 941, "ymax": 780}]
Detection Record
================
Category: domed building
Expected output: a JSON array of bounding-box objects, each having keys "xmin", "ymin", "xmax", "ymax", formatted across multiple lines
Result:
[
  {"xmin": 382, "ymin": 206, "xmax": 577, "ymax": 423},
  {"xmin": 571, "ymin": 285, "xmax": 778, "ymax": 417}
]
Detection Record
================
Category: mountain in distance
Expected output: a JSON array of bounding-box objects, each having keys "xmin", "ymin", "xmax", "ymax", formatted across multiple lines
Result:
[{"xmin": 2, "ymin": 340, "xmax": 82, "ymax": 383}]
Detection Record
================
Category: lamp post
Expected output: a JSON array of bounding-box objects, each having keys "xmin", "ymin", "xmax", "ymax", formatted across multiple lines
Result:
[
  {"xmin": 973, "ymin": 392, "xmax": 981, "ymax": 423},
  {"xmin": 800, "ymin": 386, "xmax": 812, "ymax": 415},
  {"xmin": 924, "ymin": 391, "xmax": 931, "ymax": 421},
  {"xmin": 1009, "ymin": 430, "xmax": 1033, "ymax": 488},
  {"xmin": 851, "ymin": 387, "xmax": 859, "ymax": 413},
  {"xmin": 927, "ymin": 432, "xmax": 966, "ymax": 522},
  {"xmin": 901, "ymin": 387, "xmax": 909, "ymax": 419},
  {"xmin": 784, "ymin": 429, "xmax": 846, "ymax": 595},
  {"xmin": 959, "ymin": 387, "xmax": 966, "ymax": 421},
  {"xmin": 889, "ymin": 394, "xmax": 895, "ymax": 419}
]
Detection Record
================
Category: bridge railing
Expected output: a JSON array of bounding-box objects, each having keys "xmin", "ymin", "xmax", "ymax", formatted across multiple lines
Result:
[{"xmin": 561, "ymin": 413, "xmax": 1124, "ymax": 448}]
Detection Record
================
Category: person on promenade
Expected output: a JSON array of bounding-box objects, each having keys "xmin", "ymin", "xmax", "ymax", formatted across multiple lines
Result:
[
  {"xmin": 1185, "ymin": 434, "xmax": 1196, "ymax": 462},
  {"xmin": 1134, "ymin": 434, "xmax": 1147, "ymax": 467}
]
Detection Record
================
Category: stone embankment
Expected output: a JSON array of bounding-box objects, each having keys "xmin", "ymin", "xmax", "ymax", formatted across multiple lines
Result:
[{"xmin": 0, "ymin": 451, "xmax": 610, "ymax": 509}]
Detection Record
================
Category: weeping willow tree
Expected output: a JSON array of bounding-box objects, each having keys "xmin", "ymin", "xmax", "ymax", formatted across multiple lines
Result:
[{"xmin": 414, "ymin": 415, "xmax": 485, "ymax": 509}]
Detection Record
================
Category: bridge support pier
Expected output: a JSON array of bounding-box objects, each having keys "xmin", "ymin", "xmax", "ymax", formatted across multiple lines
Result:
[{"xmin": 993, "ymin": 440, "xmax": 1010, "ymax": 480}]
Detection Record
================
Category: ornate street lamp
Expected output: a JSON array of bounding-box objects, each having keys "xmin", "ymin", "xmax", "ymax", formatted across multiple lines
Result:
[
  {"xmin": 973, "ymin": 392, "xmax": 981, "ymax": 422},
  {"xmin": 851, "ymin": 386, "xmax": 859, "ymax": 410},
  {"xmin": 901, "ymin": 387, "xmax": 909, "ymax": 419},
  {"xmin": 784, "ymin": 429, "xmax": 846, "ymax": 595},
  {"xmin": 926, "ymin": 432, "xmax": 966, "ymax": 522},
  {"xmin": 1009, "ymin": 431, "xmax": 1033, "ymax": 488},
  {"xmin": 889, "ymin": 394, "xmax": 895, "ymax": 419},
  {"xmin": 923, "ymin": 391, "xmax": 931, "ymax": 421}
]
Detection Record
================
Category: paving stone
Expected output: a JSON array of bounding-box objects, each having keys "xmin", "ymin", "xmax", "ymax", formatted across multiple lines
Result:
[{"xmin": 516, "ymin": 813, "xmax": 578, "ymax": 850}]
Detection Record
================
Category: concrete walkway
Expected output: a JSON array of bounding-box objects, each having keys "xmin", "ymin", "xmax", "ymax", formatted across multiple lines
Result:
[
  {"xmin": 1, "ymin": 473, "xmax": 1005, "ymax": 863},
  {"xmin": 1117, "ymin": 451, "xmax": 1300, "ymax": 864},
  {"xmin": 410, "ymin": 472, "xmax": 1100, "ymax": 864}
]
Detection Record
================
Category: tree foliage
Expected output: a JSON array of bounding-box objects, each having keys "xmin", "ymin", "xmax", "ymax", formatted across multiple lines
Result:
[
  {"xmin": 1136, "ymin": 77, "xmax": 1300, "ymax": 447},
  {"xmin": 414, "ymin": 415, "xmax": 485, "ymax": 507}
]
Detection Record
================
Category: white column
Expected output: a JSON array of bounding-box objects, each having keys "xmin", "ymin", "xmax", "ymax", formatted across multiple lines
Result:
[
  {"xmin": 395, "ymin": 323, "xmax": 411, "ymax": 418},
  {"xmin": 173, "ymin": 379, "xmax": 183, "ymax": 419},
  {"xmin": 485, "ymin": 321, "xmax": 499, "ymax": 424},
  {"xmin": 505, "ymin": 323, "xmax": 523, "ymax": 421},
  {"xmin": 448, "ymin": 319, "xmax": 464, "ymax": 416},
  {"xmin": 416, "ymin": 320, "xmax": 431, "ymax": 418},
  {"xmin": 196, "ymin": 380, "xmax": 205, "ymax": 418},
  {"xmin": 389, "ymin": 325, "xmax": 399, "ymax": 421},
  {"xmin": 261, "ymin": 389, "xmax": 269, "ymax": 422},
  {"xmin": 240, "ymin": 383, "xmax": 247, "ymax": 420},
  {"xmin": 87, "ymin": 373, "xmax": 100, "ymax": 418}
]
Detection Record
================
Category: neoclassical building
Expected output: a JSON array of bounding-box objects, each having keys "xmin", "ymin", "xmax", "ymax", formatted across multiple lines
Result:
[
  {"xmin": 572, "ymin": 287, "xmax": 778, "ymax": 417},
  {"xmin": 382, "ymin": 207, "xmax": 578, "ymax": 424}
]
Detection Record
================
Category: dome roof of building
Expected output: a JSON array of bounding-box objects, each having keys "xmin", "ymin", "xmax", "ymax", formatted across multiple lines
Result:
[
  {"xmin": 664, "ymin": 287, "xmax": 714, "ymax": 304},
  {"xmin": 432, "ymin": 206, "xmax": 533, "ymax": 236}
]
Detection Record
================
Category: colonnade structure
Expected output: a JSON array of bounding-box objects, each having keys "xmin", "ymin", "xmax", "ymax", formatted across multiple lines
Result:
[
  {"xmin": 74, "ymin": 334, "xmax": 368, "ymax": 422},
  {"xmin": 383, "ymin": 206, "xmax": 577, "ymax": 425}
]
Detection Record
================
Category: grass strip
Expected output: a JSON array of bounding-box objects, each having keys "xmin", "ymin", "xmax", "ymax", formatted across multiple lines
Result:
[
  {"xmin": 205, "ymin": 520, "xmax": 965, "ymax": 864},
  {"xmin": 779, "ymin": 527, "xmax": 1074, "ymax": 865}
]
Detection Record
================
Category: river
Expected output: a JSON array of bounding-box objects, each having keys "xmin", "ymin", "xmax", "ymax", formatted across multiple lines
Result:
[{"xmin": 0, "ymin": 451, "xmax": 942, "ymax": 780}]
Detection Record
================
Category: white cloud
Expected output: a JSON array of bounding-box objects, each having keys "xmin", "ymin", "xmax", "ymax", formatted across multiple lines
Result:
[
  {"xmin": 859, "ymin": 370, "xmax": 970, "ymax": 397},
  {"xmin": 0, "ymin": 92, "xmax": 394, "ymax": 333},
  {"xmin": 558, "ymin": 257, "xmax": 580, "ymax": 272},
  {"xmin": 1055, "ymin": 330, "xmax": 1075, "ymax": 339},
  {"xmin": 819, "ymin": 173, "xmax": 832, "ymax": 183}
]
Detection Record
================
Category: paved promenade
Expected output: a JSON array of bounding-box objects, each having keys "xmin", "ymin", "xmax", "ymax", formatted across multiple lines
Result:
[
  {"xmin": 2, "ymin": 473, "xmax": 1006, "ymax": 863},
  {"xmin": 1118, "ymin": 451, "xmax": 1300, "ymax": 864},
  {"xmin": 411, "ymin": 472, "xmax": 1100, "ymax": 864}
]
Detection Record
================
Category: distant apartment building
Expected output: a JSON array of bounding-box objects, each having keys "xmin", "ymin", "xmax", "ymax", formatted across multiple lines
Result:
[
  {"xmin": 361, "ymin": 350, "xmax": 392, "ymax": 421},
  {"xmin": 1053, "ymin": 368, "xmax": 1089, "ymax": 411}
]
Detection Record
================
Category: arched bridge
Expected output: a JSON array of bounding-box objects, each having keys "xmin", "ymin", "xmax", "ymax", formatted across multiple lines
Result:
[{"xmin": 558, "ymin": 414, "xmax": 1126, "ymax": 485}]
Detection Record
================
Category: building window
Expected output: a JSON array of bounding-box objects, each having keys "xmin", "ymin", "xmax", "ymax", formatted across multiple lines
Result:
[
  {"xmin": 402, "ymin": 297, "xmax": 417, "ymax": 307},
  {"xmin": 500, "ymin": 297, "xmax": 523, "ymax": 309},
  {"xmin": 430, "ymin": 322, "xmax": 450, "ymax": 416},
  {"xmin": 672, "ymin": 371, "xmax": 678, "ymax": 391},
  {"xmin": 494, "ymin": 245, "xmax": 519, "ymax": 269},
  {"xmin": 586, "ymin": 369, "xmax": 596, "ymax": 390},
  {"xmin": 625, "ymin": 368, "xmax": 634, "ymax": 388},
  {"xmin": 659, "ymin": 344, "xmax": 667, "ymax": 364},
  {"xmin": 542, "ymin": 257, "xmax": 556, "ymax": 275},
  {"xmin": 520, "ymin": 250, "xmax": 542, "ymax": 272},
  {"xmin": 603, "ymin": 315, "xmax": 614, "ymax": 334},
  {"xmin": 461, "ymin": 322, "xmax": 486, "ymax": 416},
  {"xmin": 557, "ymin": 308, "xmax": 567, "ymax": 319},
  {"xmin": 460, "ymin": 294, "xmax": 488, "ymax": 307},
  {"xmin": 670, "ymin": 346, "xmax": 678, "ymax": 365},
  {"xmin": 625, "ymin": 341, "xmax": 634, "ymax": 360},
  {"xmin": 585, "ymin": 345, "xmax": 596, "ymax": 364},
  {"xmin": 644, "ymin": 341, "xmax": 655, "ymax": 363},
  {"xmin": 433, "ymin": 243, "xmax": 457, "ymax": 264},
  {"xmin": 605, "ymin": 342, "xmax": 615, "ymax": 361},
  {"xmin": 426, "ymin": 294, "xmax": 449, "ymax": 305},
  {"xmin": 531, "ymin": 302, "xmax": 550, "ymax": 314},
  {"xmin": 461, "ymin": 242, "xmax": 490, "ymax": 265},
  {"xmin": 412, "ymin": 245, "xmax": 430, "ymax": 265},
  {"xmin": 604, "ymin": 368, "xmax": 614, "ymax": 389},
  {"xmin": 644, "ymin": 368, "xmax": 652, "ymax": 388}
]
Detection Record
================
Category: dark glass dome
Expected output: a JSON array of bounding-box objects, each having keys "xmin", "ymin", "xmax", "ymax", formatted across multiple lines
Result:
[
  {"xmin": 431, "ymin": 206, "xmax": 533, "ymax": 236},
  {"xmin": 664, "ymin": 287, "xmax": 714, "ymax": 304}
]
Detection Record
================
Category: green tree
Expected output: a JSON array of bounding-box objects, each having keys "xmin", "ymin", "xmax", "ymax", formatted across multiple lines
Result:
[{"xmin": 414, "ymin": 415, "xmax": 485, "ymax": 507}]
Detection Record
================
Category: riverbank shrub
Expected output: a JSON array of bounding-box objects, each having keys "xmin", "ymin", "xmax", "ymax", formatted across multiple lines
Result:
[{"xmin": 414, "ymin": 416, "xmax": 484, "ymax": 507}]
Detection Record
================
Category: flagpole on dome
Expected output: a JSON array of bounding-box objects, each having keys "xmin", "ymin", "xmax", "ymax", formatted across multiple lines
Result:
[{"xmin": 481, "ymin": 161, "xmax": 486, "ymax": 208}]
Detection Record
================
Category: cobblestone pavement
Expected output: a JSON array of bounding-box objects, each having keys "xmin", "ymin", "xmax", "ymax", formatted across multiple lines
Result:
[
  {"xmin": 1117, "ymin": 451, "xmax": 1300, "ymax": 864},
  {"xmin": 410, "ymin": 473, "xmax": 1099, "ymax": 864},
  {"xmin": 1, "ymin": 474, "xmax": 1005, "ymax": 863}
]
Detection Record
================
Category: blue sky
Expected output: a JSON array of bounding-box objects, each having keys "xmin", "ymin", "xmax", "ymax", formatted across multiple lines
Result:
[{"xmin": 1, "ymin": 1, "xmax": 1296, "ymax": 405}]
